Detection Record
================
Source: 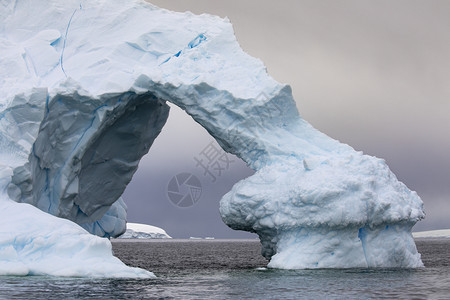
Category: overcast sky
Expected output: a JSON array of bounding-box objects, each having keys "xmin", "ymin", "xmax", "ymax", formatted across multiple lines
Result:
[{"xmin": 122, "ymin": 0, "xmax": 450, "ymax": 238}]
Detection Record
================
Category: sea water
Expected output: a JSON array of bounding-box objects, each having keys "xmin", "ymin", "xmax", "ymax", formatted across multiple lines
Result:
[{"xmin": 0, "ymin": 239, "xmax": 448, "ymax": 299}]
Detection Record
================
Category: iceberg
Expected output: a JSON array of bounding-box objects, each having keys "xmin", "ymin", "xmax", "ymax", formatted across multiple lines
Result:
[
  {"xmin": 0, "ymin": 0, "xmax": 424, "ymax": 275},
  {"xmin": 0, "ymin": 192, "xmax": 154, "ymax": 277},
  {"xmin": 413, "ymin": 230, "xmax": 450, "ymax": 239},
  {"xmin": 116, "ymin": 223, "xmax": 172, "ymax": 239}
]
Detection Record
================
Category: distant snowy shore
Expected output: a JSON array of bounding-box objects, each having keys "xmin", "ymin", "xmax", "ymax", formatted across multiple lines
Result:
[
  {"xmin": 413, "ymin": 229, "xmax": 450, "ymax": 238},
  {"xmin": 116, "ymin": 223, "xmax": 172, "ymax": 239}
]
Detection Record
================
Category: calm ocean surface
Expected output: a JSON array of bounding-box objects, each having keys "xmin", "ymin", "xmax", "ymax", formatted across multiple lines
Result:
[{"xmin": 0, "ymin": 238, "xmax": 448, "ymax": 299}]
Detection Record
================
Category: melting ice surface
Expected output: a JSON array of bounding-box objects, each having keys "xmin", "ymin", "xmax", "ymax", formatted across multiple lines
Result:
[{"xmin": 0, "ymin": 0, "xmax": 424, "ymax": 277}]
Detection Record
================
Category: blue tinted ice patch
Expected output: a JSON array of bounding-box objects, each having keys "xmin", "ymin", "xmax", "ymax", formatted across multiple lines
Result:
[
  {"xmin": 93, "ymin": 104, "xmax": 107, "ymax": 112},
  {"xmin": 188, "ymin": 33, "xmax": 207, "ymax": 48},
  {"xmin": 50, "ymin": 37, "xmax": 61, "ymax": 47},
  {"xmin": 160, "ymin": 50, "xmax": 182, "ymax": 65},
  {"xmin": 160, "ymin": 56, "xmax": 171, "ymax": 65},
  {"xmin": 358, "ymin": 227, "xmax": 366, "ymax": 241},
  {"xmin": 358, "ymin": 227, "xmax": 369, "ymax": 266},
  {"xmin": 70, "ymin": 104, "xmax": 107, "ymax": 153},
  {"xmin": 61, "ymin": 8, "xmax": 79, "ymax": 77},
  {"xmin": 160, "ymin": 34, "xmax": 207, "ymax": 65},
  {"xmin": 46, "ymin": 94, "xmax": 50, "ymax": 113}
]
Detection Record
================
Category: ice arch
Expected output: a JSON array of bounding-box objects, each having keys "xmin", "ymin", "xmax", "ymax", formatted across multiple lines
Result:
[{"xmin": 1, "ymin": 0, "xmax": 424, "ymax": 269}]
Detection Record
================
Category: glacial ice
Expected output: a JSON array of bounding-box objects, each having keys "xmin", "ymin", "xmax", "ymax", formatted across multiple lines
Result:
[
  {"xmin": 116, "ymin": 223, "xmax": 172, "ymax": 239},
  {"xmin": 0, "ymin": 0, "xmax": 424, "ymax": 276},
  {"xmin": 413, "ymin": 230, "xmax": 450, "ymax": 239},
  {"xmin": 0, "ymin": 192, "xmax": 154, "ymax": 278}
]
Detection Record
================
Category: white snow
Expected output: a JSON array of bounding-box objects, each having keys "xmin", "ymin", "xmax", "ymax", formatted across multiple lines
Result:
[
  {"xmin": 0, "ymin": 0, "xmax": 425, "ymax": 276},
  {"xmin": 413, "ymin": 229, "xmax": 450, "ymax": 238},
  {"xmin": 117, "ymin": 223, "xmax": 172, "ymax": 239}
]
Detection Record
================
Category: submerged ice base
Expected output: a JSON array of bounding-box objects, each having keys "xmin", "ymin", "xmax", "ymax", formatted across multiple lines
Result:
[{"xmin": 0, "ymin": 0, "xmax": 424, "ymax": 276}]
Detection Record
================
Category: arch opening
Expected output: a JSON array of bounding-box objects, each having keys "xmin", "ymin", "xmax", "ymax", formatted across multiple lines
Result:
[{"xmin": 121, "ymin": 102, "xmax": 256, "ymax": 239}]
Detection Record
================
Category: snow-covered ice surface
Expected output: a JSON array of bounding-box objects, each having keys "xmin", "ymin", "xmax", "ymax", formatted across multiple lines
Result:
[
  {"xmin": 117, "ymin": 223, "xmax": 172, "ymax": 239},
  {"xmin": 0, "ymin": 0, "xmax": 424, "ymax": 276}
]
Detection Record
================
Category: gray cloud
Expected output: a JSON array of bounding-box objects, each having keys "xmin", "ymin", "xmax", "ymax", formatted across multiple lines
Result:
[{"xmin": 125, "ymin": 0, "xmax": 450, "ymax": 236}]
